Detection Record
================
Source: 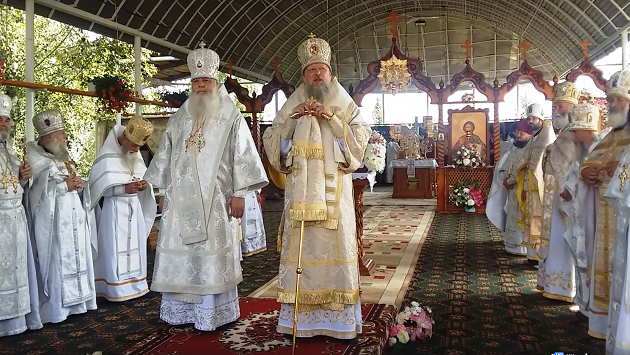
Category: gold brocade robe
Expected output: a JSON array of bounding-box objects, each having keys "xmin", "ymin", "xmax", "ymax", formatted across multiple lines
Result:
[
  {"xmin": 262, "ymin": 79, "xmax": 370, "ymax": 312},
  {"xmin": 516, "ymin": 121, "xmax": 556, "ymax": 260},
  {"xmin": 580, "ymin": 127, "xmax": 630, "ymax": 310},
  {"xmin": 538, "ymin": 129, "xmax": 579, "ymax": 260}
]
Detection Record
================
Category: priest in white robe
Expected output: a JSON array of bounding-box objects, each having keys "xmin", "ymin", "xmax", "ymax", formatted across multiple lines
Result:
[
  {"xmin": 604, "ymin": 139, "xmax": 630, "ymax": 355},
  {"xmin": 27, "ymin": 109, "xmax": 97, "ymax": 324},
  {"xmin": 0, "ymin": 94, "xmax": 42, "ymax": 336},
  {"xmin": 89, "ymin": 115, "xmax": 157, "ymax": 302},
  {"xmin": 385, "ymin": 140, "xmax": 399, "ymax": 184},
  {"xmin": 241, "ymin": 190, "xmax": 266, "ymax": 256},
  {"xmin": 500, "ymin": 119, "xmax": 532, "ymax": 255},
  {"xmin": 263, "ymin": 34, "xmax": 371, "ymax": 340},
  {"xmin": 144, "ymin": 43, "xmax": 268, "ymax": 331}
]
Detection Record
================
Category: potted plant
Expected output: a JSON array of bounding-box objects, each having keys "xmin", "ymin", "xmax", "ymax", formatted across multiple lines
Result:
[{"xmin": 87, "ymin": 75, "xmax": 135, "ymax": 114}]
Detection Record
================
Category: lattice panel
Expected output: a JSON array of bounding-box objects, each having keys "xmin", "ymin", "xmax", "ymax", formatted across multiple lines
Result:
[{"xmin": 446, "ymin": 169, "xmax": 493, "ymax": 198}]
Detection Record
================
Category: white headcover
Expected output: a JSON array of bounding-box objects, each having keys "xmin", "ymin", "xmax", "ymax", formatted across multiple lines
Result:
[
  {"xmin": 187, "ymin": 41, "xmax": 220, "ymax": 80},
  {"xmin": 568, "ymin": 103, "xmax": 599, "ymax": 131},
  {"xmin": 607, "ymin": 70, "xmax": 630, "ymax": 101},
  {"xmin": 526, "ymin": 103, "xmax": 545, "ymax": 119},
  {"xmin": 33, "ymin": 109, "xmax": 65, "ymax": 137},
  {"xmin": 0, "ymin": 94, "xmax": 12, "ymax": 119}
]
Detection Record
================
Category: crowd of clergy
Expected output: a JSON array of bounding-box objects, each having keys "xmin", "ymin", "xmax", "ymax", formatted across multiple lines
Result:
[
  {"xmin": 0, "ymin": 32, "xmax": 369, "ymax": 343},
  {"xmin": 487, "ymin": 72, "xmax": 630, "ymax": 354}
]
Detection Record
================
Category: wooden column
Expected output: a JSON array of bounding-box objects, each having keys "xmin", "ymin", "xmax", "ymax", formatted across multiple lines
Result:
[
  {"xmin": 493, "ymin": 101, "xmax": 500, "ymax": 162},
  {"xmin": 352, "ymin": 178, "xmax": 375, "ymax": 276},
  {"xmin": 437, "ymin": 104, "xmax": 444, "ymax": 167}
]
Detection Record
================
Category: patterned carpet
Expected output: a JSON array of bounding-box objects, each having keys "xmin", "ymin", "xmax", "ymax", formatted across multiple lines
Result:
[{"xmin": 397, "ymin": 213, "xmax": 606, "ymax": 355}]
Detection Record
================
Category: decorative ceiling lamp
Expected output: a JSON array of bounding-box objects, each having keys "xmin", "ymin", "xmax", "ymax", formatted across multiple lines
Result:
[{"xmin": 378, "ymin": 54, "xmax": 410, "ymax": 96}]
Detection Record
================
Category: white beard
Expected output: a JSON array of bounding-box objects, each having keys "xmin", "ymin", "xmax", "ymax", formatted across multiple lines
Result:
[
  {"xmin": 607, "ymin": 108, "xmax": 628, "ymax": 128},
  {"xmin": 123, "ymin": 150, "xmax": 137, "ymax": 171},
  {"xmin": 552, "ymin": 112, "xmax": 571, "ymax": 130},
  {"xmin": 0, "ymin": 130, "xmax": 9, "ymax": 143},
  {"xmin": 188, "ymin": 90, "xmax": 221, "ymax": 122},
  {"xmin": 46, "ymin": 137, "xmax": 70, "ymax": 161}
]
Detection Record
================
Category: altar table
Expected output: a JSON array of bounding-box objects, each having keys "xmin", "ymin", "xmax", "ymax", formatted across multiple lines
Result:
[{"xmin": 391, "ymin": 159, "xmax": 437, "ymax": 199}]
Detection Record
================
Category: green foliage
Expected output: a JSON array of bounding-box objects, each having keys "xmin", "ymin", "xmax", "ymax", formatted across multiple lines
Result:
[
  {"xmin": 372, "ymin": 97, "xmax": 384, "ymax": 124},
  {"xmin": 0, "ymin": 4, "xmax": 158, "ymax": 176}
]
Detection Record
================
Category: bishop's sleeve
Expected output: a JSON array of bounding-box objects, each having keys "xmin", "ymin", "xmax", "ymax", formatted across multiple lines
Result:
[
  {"xmin": 231, "ymin": 116, "xmax": 268, "ymax": 194},
  {"xmin": 262, "ymin": 107, "xmax": 295, "ymax": 175},
  {"xmin": 324, "ymin": 102, "xmax": 371, "ymax": 173},
  {"xmin": 144, "ymin": 122, "xmax": 173, "ymax": 189}
]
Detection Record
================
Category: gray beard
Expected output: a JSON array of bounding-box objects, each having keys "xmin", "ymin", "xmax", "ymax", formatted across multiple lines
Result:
[
  {"xmin": 46, "ymin": 138, "xmax": 70, "ymax": 161},
  {"xmin": 189, "ymin": 91, "xmax": 221, "ymax": 122},
  {"xmin": 553, "ymin": 111, "xmax": 571, "ymax": 130},
  {"xmin": 305, "ymin": 80, "xmax": 332, "ymax": 102},
  {"xmin": 0, "ymin": 130, "xmax": 8, "ymax": 143},
  {"xmin": 123, "ymin": 150, "xmax": 137, "ymax": 171},
  {"xmin": 607, "ymin": 108, "xmax": 628, "ymax": 128}
]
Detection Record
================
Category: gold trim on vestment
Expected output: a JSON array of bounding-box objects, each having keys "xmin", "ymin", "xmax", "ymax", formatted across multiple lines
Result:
[
  {"xmin": 542, "ymin": 291, "xmax": 574, "ymax": 303},
  {"xmin": 289, "ymin": 144, "xmax": 324, "ymax": 161},
  {"xmin": 277, "ymin": 325, "xmax": 358, "ymax": 339},
  {"xmin": 277, "ymin": 289, "xmax": 360, "ymax": 311},
  {"xmin": 242, "ymin": 247, "xmax": 267, "ymax": 257},
  {"xmin": 289, "ymin": 204, "xmax": 328, "ymax": 221}
]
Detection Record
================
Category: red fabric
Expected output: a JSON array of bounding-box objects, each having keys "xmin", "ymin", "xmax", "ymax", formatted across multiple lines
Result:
[
  {"xmin": 516, "ymin": 118, "xmax": 533, "ymax": 134},
  {"xmin": 128, "ymin": 297, "xmax": 394, "ymax": 355}
]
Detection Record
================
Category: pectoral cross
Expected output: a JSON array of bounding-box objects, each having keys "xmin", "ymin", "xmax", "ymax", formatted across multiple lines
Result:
[
  {"xmin": 386, "ymin": 11, "xmax": 402, "ymax": 38},
  {"xmin": 461, "ymin": 40, "xmax": 473, "ymax": 61},
  {"xmin": 579, "ymin": 38, "xmax": 593, "ymax": 59},
  {"xmin": 619, "ymin": 163, "xmax": 629, "ymax": 191},
  {"xmin": 519, "ymin": 40, "xmax": 531, "ymax": 61},
  {"xmin": 1, "ymin": 171, "xmax": 18, "ymax": 194}
]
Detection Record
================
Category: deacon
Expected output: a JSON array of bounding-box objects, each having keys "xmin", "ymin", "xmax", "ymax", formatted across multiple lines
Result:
[
  {"xmin": 603, "ymin": 133, "xmax": 630, "ymax": 354},
  {"xmin": 240, "ymin": 190, "xmax": 267, "ymax": 257},
  {"xmin": 500, "ymin": 119, "xmax": 532, "ymax": 255},
  {"xmin": 579, "ymin": 70, "xmax": 630, "ymax": 339},
  {"xmin": 263, "ymin": 34, "xmax": 370, "ymax": 340},
  {"xmin": 536, "ymin": 82, "xmax": 581, "ymax": 301},
  {"xmin": 515, "ymin": 103, "xmax": 556, "ymax": 262},
  {"xmin": 144, "ymin": 43, "xmax": 268, "ymax": 331},
  {"xmin": 0, "ymin": 93, "xmax": 42, "ymax": 336},
  {"xmin": 89, "ymin": 115, "xmax": 157, "ymax": 301},
  {"xmin": 27, "ymin": 109, "xmax": 97, "ymax": 323}
]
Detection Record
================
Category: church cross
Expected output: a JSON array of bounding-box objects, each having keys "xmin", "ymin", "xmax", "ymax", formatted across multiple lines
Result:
[
  {"xmin": 273, "ymin": 57, "xmax": 282, "ymax": 73},
  {"xmin": 1, "ymin": 172, "xmax": 18, "ymax": 194},
  {"xmin": 519, "ymin": 40, "xmax": 531, "ymax": 61},
  {"xmin": 619, "ymin": 163, "xmax": 629, "ymax": 191},
  {"xmin": 579, "ymin": 38, "xmax": 593, "ymax": 59},
  {"xmin": 461, "ymin": 40, "xmax": 473, "ymax": 60},
  {"xmin": 386, "ymin": 11, "xmax": 403, "ymax": 38},
  {"xmin": 227, "ymin": 59, "xmax": 234, "ymax": 78}
]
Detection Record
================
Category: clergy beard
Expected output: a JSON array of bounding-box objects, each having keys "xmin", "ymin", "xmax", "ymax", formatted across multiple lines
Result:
[
  {"xmin": 607, "ymin": 107, "xmax": 629, "ymax": 128},
  {"xmin": 0, "ymin": 129, "xmax": 8, "ymax": 143},
  {"xmin": 188, "ymin": 90, "xmax": 221, "ymax": 121},
  {"xmin": 305, "ymin": 80, "xmax": 332, "ymax": 102},
  {"xmin": 552, "ymin": 111, "xmax": 571, "ymax": 130},
  {"xmin": 46, "ymin": 137, "xmax": 70, "ymax": 161},
  {"xmin": 122, "ymin": 149, "xmax": 137, "ymax": 170},
  {"xmin": 513, "ymin": 139, "xmax": 528, "ymax": 148}
]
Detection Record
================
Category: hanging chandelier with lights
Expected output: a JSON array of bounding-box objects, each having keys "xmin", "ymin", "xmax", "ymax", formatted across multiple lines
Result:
[{"xmin": 377, "ymin": 54, "xmax": 411, "ymax": 96}]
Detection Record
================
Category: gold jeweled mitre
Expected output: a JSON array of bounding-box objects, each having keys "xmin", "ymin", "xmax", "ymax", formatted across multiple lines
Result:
[
  {"xmin": 568, "ymin": 103, "xmax": 600, "ymax": 132},
  {"xmin": 552, "ymin": 81, "xmax": 580, "ymax": 105},
  {"xmin": 297, "ymin": 33, "xmax": 332, "ymax": 73},
  {"xmin": 124, "ymin": 115, "xmax": 154, "ymax": 146},
  {"xmin": 607, "ymin": 69, "xmax": 630, "ymax": 101}
]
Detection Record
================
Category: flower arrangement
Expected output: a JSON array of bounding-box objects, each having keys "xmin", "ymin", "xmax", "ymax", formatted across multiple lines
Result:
[
  {"xmin": 363, "ymin": 130, "xmax": 386, "ymax": 173},
  {"xmin": 453, "ymin": 143, "xmax": 485, "ymax": 169},
  {"xmin": 388, "ymin": 301, "xmax": 434, "ymax": 353},
  {"xmin": 449, "ymin": 180, "xmax": 484, "ymax": 212},
  {"xmin": 89, "ymin": 75, "xmax": 135, "ymax": 114},
  {"xmin": 461, "ymin": 93, "xmax": 474, "ymax": 103},
  {"xmin": 160, "ymin": 89, "xmax": 189, "ymax": 108}
]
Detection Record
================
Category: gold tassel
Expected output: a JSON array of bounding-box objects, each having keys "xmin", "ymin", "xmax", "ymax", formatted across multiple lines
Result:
[
  {"xmin": 278, "ymin": 289, "xmax": 360, "ymax": 309},
  {"xmin": 288, "ymin": 208, "xmax": 328, "ymax": 221},
  {"xmin": 290, "ymin": 145, "xmax": 324, "ymax": 160}
]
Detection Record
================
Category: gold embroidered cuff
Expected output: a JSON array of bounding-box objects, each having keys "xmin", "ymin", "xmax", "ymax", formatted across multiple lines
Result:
[{"xmin": 325, "ymin": 115, "xmax": 345, "ymax": 138}]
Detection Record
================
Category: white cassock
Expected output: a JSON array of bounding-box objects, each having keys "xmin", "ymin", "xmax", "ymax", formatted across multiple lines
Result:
[
  {"xmin": 0, "ymin": 141, "xmax": 42, "ymax": 336},
  {"xmin": 604, "ymin": 147, "xmax": 630, "ymax": 354},
  {"xmin": 27, "ymin": 142, "xmax": 97, "ymax": 324},
  {"xmin": 486, "ymin": 139, "xmax": 514, "ymax": 231},
  {"xmin": 385, "ymin": 141, "xmax": 399, "ymax": 184},
  {"xmin": 144, "ymin": 86, "xmax": 268, "ymax": 331},
  {"xmin": 240, "ymin": 190, "xmax": 266, "ymax": 257},
  {"xmin": 88, "ymin": 125, "xmax": 157, "ymax": 302},
  {"xmin": 498, "ymin": 143, "xmax": 527, "ymax": 255}
]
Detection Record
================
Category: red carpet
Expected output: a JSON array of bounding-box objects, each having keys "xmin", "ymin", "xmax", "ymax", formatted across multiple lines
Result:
[{"xmin": 127, "ymin": 297, "xmax": 396, "ymax": 355}]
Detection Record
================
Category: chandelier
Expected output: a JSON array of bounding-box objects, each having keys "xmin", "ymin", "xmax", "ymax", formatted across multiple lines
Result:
[{"xmin": 377, "ymin": 54, "xmax": 411, "ymax": 96}]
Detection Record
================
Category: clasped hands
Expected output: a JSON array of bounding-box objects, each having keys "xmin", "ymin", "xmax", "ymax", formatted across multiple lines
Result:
[
  {"xmin": 581, "ymin": 162, "xmax": 618, "ymax": 185},
  {"xmin": 290, "ymin": 100, "xmax": 333, "ymax": 121},
  {"xmin": 125, "ymin": 180, "xmax": 148, "ymax": 194},
  {"xmin": 65, "ymin": 176, "xmax": 84, "ymax": 191}
]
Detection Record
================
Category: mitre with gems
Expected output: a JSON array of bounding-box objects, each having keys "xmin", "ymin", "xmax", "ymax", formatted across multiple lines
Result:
[
  {"xmin": 33, "ymin": 109, "xmax": 65, "ymax": 137},
  {"xmin": 568, "ymin": 103, "xmax": 599, "ymax": 131},
  {"xmin": 187, "ymin": 41, "xmax": 220, "ymax": 80},
  {"xmin": 124, "ymin": 115, "xmax": 154, "ymax": 146},
  {"xmin": 552, "ymin": 81, "xmax": 580, "ymax": 105},
  {"xmin": 297, "ymin": 33, "xmax": 332, "ymax": 73},
  {"xmin": 0, "ymin": 93, "xmax": 12, "ymax": 119},
  {"xmin": 606, "ymin": 69, "xmax": 630, "ymax": 101}
]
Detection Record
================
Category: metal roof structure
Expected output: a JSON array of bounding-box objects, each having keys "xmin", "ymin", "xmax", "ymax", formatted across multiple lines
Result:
[{"xmin": 8, "ymin": 0, "xmax": 630, "ymax": 90}]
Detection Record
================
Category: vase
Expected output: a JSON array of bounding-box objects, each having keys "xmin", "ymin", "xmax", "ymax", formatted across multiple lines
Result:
[{"xmin": 464, "ymin": 206, "xmax": 476, "ymax": 213}]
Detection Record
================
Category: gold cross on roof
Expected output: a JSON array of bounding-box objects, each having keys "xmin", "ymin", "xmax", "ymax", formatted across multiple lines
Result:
[
  {"xmin": 386, "ymin": 11, "xmax": 403, "ymax": 38},
  {"xmin": 461, "ymin": 40, "xmax": 473, "ymax": 60},
  {"xmin": 579, "ymin": 38, "xmax": 593, "ymax": 59},
  {"xmin": 519, "ymin": 40, "xmax": 531, "ymax": 61}
]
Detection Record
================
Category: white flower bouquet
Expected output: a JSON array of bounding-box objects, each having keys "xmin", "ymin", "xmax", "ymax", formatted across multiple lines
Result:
[
  {"xmin": 453, "ymin": 143, "xmax": 485, "ymax": 169},
  {"xmin": 363, "ymin": 130, "xmax": 386, "ymax": 173},
  {"xmin": 388, "ymin": 301, "xmax": 435, "ymax": 353}
]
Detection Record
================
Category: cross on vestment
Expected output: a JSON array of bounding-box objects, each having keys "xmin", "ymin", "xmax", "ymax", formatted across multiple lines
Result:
[
  {"xmin": 619, "ymin": 163, "xmax": 629, "ymax": 191},
  {"xmin": 461, "ymin": 40, "xmax": 473, "ymax": 61},
  {"xmin": 579, "ymin": 38, "xmax": 593, "ymax": 59},
  {"xmin": 386, "ymin": 11, "xmax": 403, "ymax": 38},
  {"xmin": 519, "ymin": 40, "xmax": 531, "ymax": 61},
  {"xmin": 1, "ymin": 171, "xmax": 18, "ymax": 194}
]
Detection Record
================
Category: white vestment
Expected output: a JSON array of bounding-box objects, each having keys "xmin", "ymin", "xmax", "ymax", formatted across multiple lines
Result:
[
  {"xmin": 89, "ymin": 125, "xmax": 157, "ymax": 301},
  {"xmin": 486, "ymin": 139, "xmax": 514, "ymax": 231},
  {"xmin": 263, "ymin": 79, "xmax": 370, "ymax": 339},
  {"xmin": 144, "ymin": 86, "xmax": 268, "ymax": 331},
  {"xmin": 385, "ymin": 141, "xmax": 399, "ymax": 184},
  {"xmin": 604, "ymin": 146, "xmax": 630, "ymax": 354},
  {"xmin": 0, "ymin": 141, "xmax": 42, "ymax": 336},
  {"xmin": 500, "ymin": 143, "xmax": 527, "ymax": 255},
  {"xmin": 241, "ymin": 190, "xmax": 266, "ymax": 256},
  {"xmin": 27, "ymin": 142, "xmax": 97, "ymax": 324}
]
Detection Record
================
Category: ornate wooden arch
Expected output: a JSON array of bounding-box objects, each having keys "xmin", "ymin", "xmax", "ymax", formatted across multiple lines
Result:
[
  {"xmin": 565, "ymin": 57, "xmax": 608, "ymax": 92},
  {"xmin": 351, "ymin": 38, "xmax": 438, "ymax": 106},
  {"xmin": 439, "ymin": 60, "xmax": 497, "ymax": 104},
  {"xmin": 496, "ymin": 60, "xmax": 555, "ymax": 102}
]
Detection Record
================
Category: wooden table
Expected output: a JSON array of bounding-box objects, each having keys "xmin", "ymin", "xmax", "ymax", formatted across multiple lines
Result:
[{"xmin": 392, "ymin": 159, "xmax": 438, "ymax": 199}]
